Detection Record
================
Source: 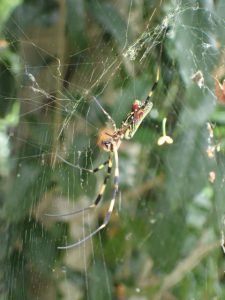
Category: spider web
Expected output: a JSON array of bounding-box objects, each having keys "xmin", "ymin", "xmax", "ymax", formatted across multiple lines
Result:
[{"xmin": 1, "ymin": 0, "xmax": 225, "ymax": 299}]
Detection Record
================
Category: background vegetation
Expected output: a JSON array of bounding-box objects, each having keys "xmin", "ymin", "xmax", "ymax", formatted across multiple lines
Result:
[{"xmin": 0, "ymin": 0, "xmax": 225, "ymax": 299}]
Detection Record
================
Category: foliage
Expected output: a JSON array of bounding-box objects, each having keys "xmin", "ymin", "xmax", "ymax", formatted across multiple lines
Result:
[{"xmin": 0, "ymin": 0, "xmax": 225, "ymax": 299}]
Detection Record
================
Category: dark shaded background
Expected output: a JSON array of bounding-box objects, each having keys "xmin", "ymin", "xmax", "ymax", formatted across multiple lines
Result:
[{"xmin": 0, "ymin": 0, "xmax": 225, "ymax": 299}]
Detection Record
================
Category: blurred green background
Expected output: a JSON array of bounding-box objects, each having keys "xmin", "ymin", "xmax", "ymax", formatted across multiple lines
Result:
[{"xmin": 1, "ymin": 0, "xmax": 225, "ymax": 299}]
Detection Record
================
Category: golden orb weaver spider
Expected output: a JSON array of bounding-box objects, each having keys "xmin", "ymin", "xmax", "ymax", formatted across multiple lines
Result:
[{"xmin": 47, "ymin": 67, "xmax": 160, "ymax": 249}]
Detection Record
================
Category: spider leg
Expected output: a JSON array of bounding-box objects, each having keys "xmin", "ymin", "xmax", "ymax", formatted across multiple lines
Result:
[
  {"xmin": 93, "ymin": 96, "xmax": 117, "ymax": 131},
  {"xmin": 144, "ymin": 66, "xmax": 160, "ymax": 105},
  {"xmin": 45, "ymin": 153, "xmax": 113, "ymax": 218},
  {"xmin": 57, "ymin": 144, "xmax": 119, "ymax": 249},
  {"xmin": 144, "ymin": 39, "xmax": 164, "ymax": 104},
  {"xmin": 57, "ymin": 153, "xmax": 109, "ymax": 174},
  {"xmin": 92, "ymin": 160, "xmax": 110, "ymax": 173}
]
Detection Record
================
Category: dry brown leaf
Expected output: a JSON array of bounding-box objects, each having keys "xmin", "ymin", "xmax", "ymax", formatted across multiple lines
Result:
[
  {"xmin": 215, "ymin": 77, "xmax": 225, "ymax": 104},
  {"xmin": 0, "ymin": 39, "xmax": 8, "ymax": 49}
]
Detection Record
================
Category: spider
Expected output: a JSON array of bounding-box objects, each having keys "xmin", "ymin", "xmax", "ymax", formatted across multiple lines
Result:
[{"xmin": 47, "ymin": 68, "xmax": 160, "ymax": 249}]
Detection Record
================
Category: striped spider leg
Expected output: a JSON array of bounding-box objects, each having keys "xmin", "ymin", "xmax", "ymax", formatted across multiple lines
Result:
[
  {"xmin": 58, "ymin": 145, "xmax": 119, "ymax": 249},
  {"xmin": 51, "ymin": 67, "xmax": 160, "ymax": 249},
  {"xmin": 45, "ymin": 153, "xmax": 112, "ymax": 218}
]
